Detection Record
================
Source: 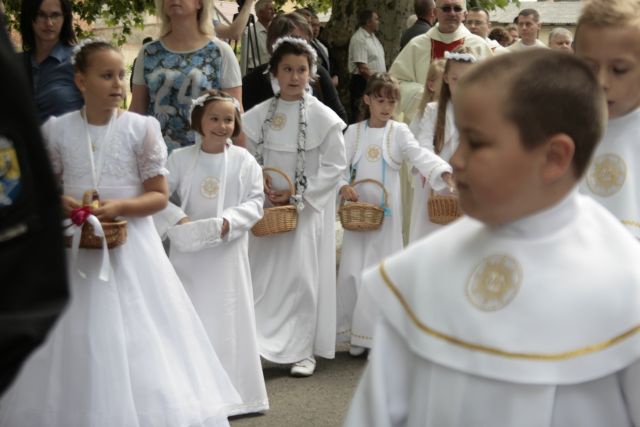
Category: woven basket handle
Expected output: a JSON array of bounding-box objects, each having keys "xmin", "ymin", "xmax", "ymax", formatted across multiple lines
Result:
[
  {"xmin": 262, "ymin": 167, "xmax": 295, "ymax": 195},
  {"xmin": 430, "ymin": 189, "xmax": 458, "ymax": 197},
  {"xmin": 347, "ymin": 178, "xmax": 388, "ymax": 208}
]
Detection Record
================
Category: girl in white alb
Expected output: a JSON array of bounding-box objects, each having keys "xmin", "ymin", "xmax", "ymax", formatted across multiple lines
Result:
[
  {"xmin": 336, "ymin": 73, "xmax": 453, "ymax": 355},
  {"xmin": 154, "ymin": 89, "xmax": 268, "ymax": 416},
  {"xmin": 242, "ymin": 37, "xmax": 347, "ymax": 377},
  {"xmin": 409, "ymin": 49, "xmax": 477, "ymax": 243},
  {"xmin": 0, "ymin": 40, "xmax": 239, "ymax": 427}
]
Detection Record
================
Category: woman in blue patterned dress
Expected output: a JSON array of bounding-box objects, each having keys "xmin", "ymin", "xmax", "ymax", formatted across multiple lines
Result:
[{"xmin": 130, "ymin": 0, "xmax": 242, "ymax": 152}]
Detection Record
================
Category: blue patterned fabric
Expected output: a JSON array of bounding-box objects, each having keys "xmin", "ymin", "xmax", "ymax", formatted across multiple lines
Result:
[{"xmin": 143, "ymin": 40, "xmax": 223, "ymax": 152}]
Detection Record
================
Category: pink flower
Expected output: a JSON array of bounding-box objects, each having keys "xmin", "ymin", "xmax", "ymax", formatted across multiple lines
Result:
[{"xmin": 70, "ymin": 206, "xmax": 92, "ymax": 226}]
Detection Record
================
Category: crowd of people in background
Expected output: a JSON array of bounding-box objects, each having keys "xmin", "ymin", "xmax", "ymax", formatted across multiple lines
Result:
[{"xmin": 1, "ymin": 0, "xmax": 640, "ymax": 426}]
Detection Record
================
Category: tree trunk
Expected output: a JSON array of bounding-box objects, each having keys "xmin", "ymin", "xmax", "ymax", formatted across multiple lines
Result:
[{"xmin": 321, "ymin": 0, "xmax": 413, "ymax": 115}]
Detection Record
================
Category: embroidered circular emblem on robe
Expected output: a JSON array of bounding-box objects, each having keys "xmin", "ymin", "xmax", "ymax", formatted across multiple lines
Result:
[
  {"xmin": 270, "ymin": 113, "xmax": 287, "ymax": 130},
  {"xmin": 366, "ymin": 144, "xmax": 382, "ymax": 162},
  {"xmin": 200, "ymin": 176, "xmax": 220, "ymax": 198},
  {"xmin": 586, "ymin": 153, "xmax": 626, "ymax": 197},
  {"xmin": 466, "ymin": 254, "xmax": 522, "ymax": 312}
]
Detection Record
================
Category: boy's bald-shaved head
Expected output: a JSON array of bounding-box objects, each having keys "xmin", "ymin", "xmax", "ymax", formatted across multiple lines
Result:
[{"xmin": 458, "ymin": 50, "xmax": 606, "ymax": 178}]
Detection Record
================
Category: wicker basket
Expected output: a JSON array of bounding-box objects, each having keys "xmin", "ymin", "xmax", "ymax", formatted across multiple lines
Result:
[
  {"xmin": 64, "ymin": 189, "xmax": 128, "ymax": 249},
  {"xmin": 427, "ymin": 190, "xmax": 462, "ymax": 225},
  {"xmin": 65, "ymin": 220, "xmax": 128, "ymax": 249},
  {"xmin": 252, "ymin": 167, "xmax": 298, "ymax": 237},
  {"xmin": 339, "ymin": 179, "xmax": 388, "ymax": 232}
]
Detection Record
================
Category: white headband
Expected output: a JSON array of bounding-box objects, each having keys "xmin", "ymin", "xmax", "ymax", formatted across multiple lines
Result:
[
  {"xmin": 190, "ymin": 94, "xmax": 241, "ymax": 120},
  {"xmin": 444, "ymin": 50, "xmax": 478, "ymax": 63},
  {"xmin": 270, "ymin": 36, "xmax": 318, "ymax": 77},
  {"xmin": 71, "ymin": 37, "xmax": 109, "ymax": 65}
]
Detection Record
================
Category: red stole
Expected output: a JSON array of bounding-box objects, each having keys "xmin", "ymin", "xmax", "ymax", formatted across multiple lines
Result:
[{"xmin": 430, "ymin": 38, "xmax": 465, "ymax": 60}]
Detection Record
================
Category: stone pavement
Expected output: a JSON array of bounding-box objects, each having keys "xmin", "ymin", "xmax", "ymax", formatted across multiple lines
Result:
[{"xmin": 231, "ymin": 350, "xmax": 367, "ymax": 427}]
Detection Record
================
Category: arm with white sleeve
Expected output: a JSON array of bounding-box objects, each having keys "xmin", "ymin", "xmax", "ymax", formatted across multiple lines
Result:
[
  {"xmin": 397, "ymin": 123, "xmax": 452, "ymax": 192},
  {"xmin": 219, "ymin": 153, "xmax": 264, "ymax": 242}
]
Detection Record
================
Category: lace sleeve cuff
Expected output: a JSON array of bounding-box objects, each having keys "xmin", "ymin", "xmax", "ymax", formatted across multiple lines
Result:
[{"xmin": 138, "ymin": 117, "xmax": 169, "ymax": 181}]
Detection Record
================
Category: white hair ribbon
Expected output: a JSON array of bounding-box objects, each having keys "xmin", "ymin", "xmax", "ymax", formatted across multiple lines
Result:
[
  {"xmin": 444, "ymin": 51, "xmax": 478, "ymax": 63},
  {"xmin": 189, "ymin": 94, "xmax": 241, "ymax": 121},
  {"xmin": 270, "ymin": 36, "xmax": 318, "ymax": 77},
  {"xmin": 71, "ymin": 37, "xmax": 109, "ymax": 65}
]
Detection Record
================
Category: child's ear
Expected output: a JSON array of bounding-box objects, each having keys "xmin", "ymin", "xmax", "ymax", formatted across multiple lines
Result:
[
  {"xmin": 541, "ymin": 134, "xmax": 575, "ymax": 184},
  {"xmin": 74, "ymin": 73, "xmax": 86, "ymax": 93},
  {"xmin": 427, "ymin": 79, "xmax": 436, "ymax": 93},
  {"xmin": 363, "ymin": 94, "xmax": 371, "ymax": 106}
]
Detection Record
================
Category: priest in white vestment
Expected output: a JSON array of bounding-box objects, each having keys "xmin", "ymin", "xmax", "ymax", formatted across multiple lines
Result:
[{"xmin": 389, "ymin": 0, "xmax": 492, "ymax": 123}]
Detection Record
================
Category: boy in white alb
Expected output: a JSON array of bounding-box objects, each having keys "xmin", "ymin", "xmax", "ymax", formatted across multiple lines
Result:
[
  {"xmin": 345, "ymin": 50, "xmax": 640, "ymax": 426},
  {"xmin": 575, "ymin": 0, "xmax": 640, "ymax": 239}
]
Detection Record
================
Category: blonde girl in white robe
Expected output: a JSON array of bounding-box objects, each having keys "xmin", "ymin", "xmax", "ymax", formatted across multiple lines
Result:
[
  {"xmin": 336, "ymin": 73, "xmax": 453, "ymax": 356},
  {"xmin": 154, "ymin": 89, "xmax": 268, "ymax": 416},
  {"xmin": 409, "ymin": 48, "xmax": 478, "ymax": 243},
  {"xmin": 242, "ymin": 37, "xmax": 347, "ymax": 377}
]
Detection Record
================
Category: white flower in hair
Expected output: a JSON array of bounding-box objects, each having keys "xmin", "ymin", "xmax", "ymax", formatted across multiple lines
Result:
[
  {"xmin": 189, "ymin": 93, "xmax": 242, "ymax": 123},
  {"xmin": 444, "ymin": 50, "xmax": 478, "ymax": 63},
  {"xmin": 71, "ymin": 37, "xmax": 108, "ymax": 65},
  {"xmin": 191, "ymin": 94, "xmax": 209, "ymax": 109},
  {"xmin": 270, "ymin": 36, "xmax": 318, "ymax": 77}
]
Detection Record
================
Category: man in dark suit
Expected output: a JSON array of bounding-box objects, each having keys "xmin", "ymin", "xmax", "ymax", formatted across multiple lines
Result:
[{"xmin": 400, "ymin": 0, "xmax": 436, "ymax": 49}]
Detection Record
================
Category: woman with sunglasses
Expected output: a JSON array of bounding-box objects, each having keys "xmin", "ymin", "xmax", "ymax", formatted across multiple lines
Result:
[{"xmin": 19, "ymin": 0, "xmax": 83, "ymax": 122}]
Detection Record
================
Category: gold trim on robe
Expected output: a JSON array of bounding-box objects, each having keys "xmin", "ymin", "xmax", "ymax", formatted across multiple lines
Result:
[{"xmin": 379, "ymin": 261, "xmax": 640, "ymax": 361}]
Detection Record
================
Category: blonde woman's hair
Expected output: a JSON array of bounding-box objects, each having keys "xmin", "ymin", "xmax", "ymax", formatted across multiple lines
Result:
[
  {"xmin": 433, "ymin": 46, "xmax": 475, "ymax": 154},
  {"xmin": 155, "ymin": 0, "xmax": 214, "ymax": 37},
  {"xmin": 417, "ymin": 59, "xmax": 446, "ymax": 119}
]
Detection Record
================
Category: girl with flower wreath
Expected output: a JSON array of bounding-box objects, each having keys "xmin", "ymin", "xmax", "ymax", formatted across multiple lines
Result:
[
  {"xmin": 408, "ymin": 47, "xmax": 478, "ymax": 243},
  {"xmin": 154, "ymin": 89, "xmax": 268, "ymax": 416},
  {"xmin": 0, "ymin": 39, "xmax": 239, "ymax": 427},
  {"xmin": 242, "ymin": 36, "xmax": 347, "ymax": 377}
]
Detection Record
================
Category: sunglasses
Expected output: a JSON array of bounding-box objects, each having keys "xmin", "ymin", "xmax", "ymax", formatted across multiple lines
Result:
[{"xmin": 439, "ymin": 5, "xmax": 464, "ymax": 13}]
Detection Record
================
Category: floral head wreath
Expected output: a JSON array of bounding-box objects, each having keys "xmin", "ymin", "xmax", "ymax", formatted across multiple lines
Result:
[
  {"xmin": 444, "ymin": 50, "xmax": 478, "ymax": 63},
  {"xmin": 71, "ymin": 37, "xmax": 109, "ymax": 65},
  {"xmin": 189, "ymin": 93, "xmax": 241, "ymax": 122},
  {"xmin": 270, "ymin": 36, "xmax": 318, "ymax": 77}
]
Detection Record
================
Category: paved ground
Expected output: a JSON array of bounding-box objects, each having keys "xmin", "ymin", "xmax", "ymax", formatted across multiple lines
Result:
[{"xmin": 231, "ymin": 350, "xmax": 367, "ymax": 427}]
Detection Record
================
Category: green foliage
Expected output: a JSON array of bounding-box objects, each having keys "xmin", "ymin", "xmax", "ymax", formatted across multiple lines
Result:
[
  {"xmin": 468, "ymin": 0, "xmax": 518, "ymax": 10},
  {"xmin": 3, "ymin": 0, "xmax": 155, "ymax": 45},
  {"xmin": 3, "ymin": 0, "xmax": 513, "ymax": 46},
  {"xmin": 273, "ymin": 0, "xmax": 332, "ymax": 13}
]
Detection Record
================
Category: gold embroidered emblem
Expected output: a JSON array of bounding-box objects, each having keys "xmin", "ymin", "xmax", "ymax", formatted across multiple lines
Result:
[
  {"xmin": 467, "ymin": 255, "xmax": 522, "ymax": 312},
  {"xmin": 587, "ymin": 153, "xmax": 626, "ymax": 197},
  {"xmin": 200, "ymin": 176, "xmax": 220, "ymax": 198},
  {"xmin": 366, "ymin": 144, "xmax": 382, "ymax": 162},
  {"xmin": 270, "ymin": 113, "xmax": 287, "ymax": 130}
]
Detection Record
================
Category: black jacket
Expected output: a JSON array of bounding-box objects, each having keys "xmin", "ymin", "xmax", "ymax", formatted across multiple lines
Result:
[{"xmin": 0, "ymin": 16, "xmax": 69, "ymax": 395}]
